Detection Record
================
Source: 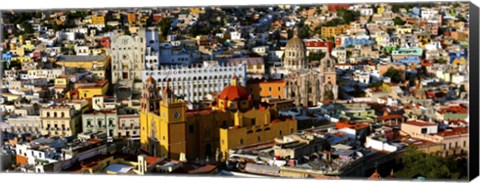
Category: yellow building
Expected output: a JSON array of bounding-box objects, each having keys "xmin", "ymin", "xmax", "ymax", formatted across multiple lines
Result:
[
  {"xmin": 56, "ymin": 55, "xmax": 108, "ymax": 70},
  {"xmin": 452, "ymin": 57, "xmax": 467, "ymax": 65},
  {"xmin": 377, "ymin": 4, "xmax": 390, "ymax": 14},
  {"xmin": 11, "ymin": 56, "xmax": 32, "ymax": 63},
  {"xmin": 76, "ymin": 80, "xmax": 109, "ymax": 99},
  {"xmin": 321, "ymin": 25, "xmax": 348, "ymax": 38},
  {"xmin": 140, "ymin": 76, "xmax": 297, "ymax": 161},
  {"xmin": 92, "ymin": 15, "xmax": 105, "ymax": 25}
]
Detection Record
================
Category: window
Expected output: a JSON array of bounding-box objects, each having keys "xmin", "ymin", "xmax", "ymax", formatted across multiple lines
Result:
[
  {"xmin": 279, "ymin": 130, "xmax": 282, "ymax": 136},
  {"xmin": 455, "ymin": 142, "xmax": 458, "ymax": 148},
  {"xmin": 251, "ymin": 119, "xmax": 256, "ymax": 126},
  {"xmin": 269, "ymin": 87, "xmax": 272, "ymax": 92},
  {"xmin": 240, "ymin": 139, "xmax": 243, "ymax": 145},
  {"xmin": 464, "ymin": 141, "xmax": 467, "ymax": 147},
  {"xmin": 291, "ymin": 128, "xmax": 294, "ymax": 133},
  {"xmin": 257, "ymin": 136, "xmax": 261, "ymax": 142},
  {"xmin": 421, "ymin": 128, "xmax": 427, "ymax": 134},
  {"xmin": 278, "ymin": 87, "xmax": 281, "ymax": 91},
  {"xmin": 189, "ymin": 125, "xmax": 194, "ymax": 133}
]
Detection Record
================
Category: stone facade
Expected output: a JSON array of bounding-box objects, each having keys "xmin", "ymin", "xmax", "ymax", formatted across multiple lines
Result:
[
  {"xmin": 109, "ymin": 32, "xmax": 146, "ymax": 84},
  {"xmin": 285, "ymin": 53, "xmax": 338, "ymax": 107}
]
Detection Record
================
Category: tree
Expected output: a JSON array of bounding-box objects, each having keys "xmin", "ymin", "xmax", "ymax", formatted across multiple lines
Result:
[
  {"xmin": 336, "ymin": 9, "xmax": 360, "ymax": 25},
  {"xmin": 158, "ymin": 17, "xmax": 172, "ymax": 37},
  {"xmin": 298, "ymin": 26, "xmax": 311, "ymax": 39},
  {"xmin": 323, "ymin": 18, "xmax": 344, "ymax": 26},
  {"xmin": 395, "ymin": 146, "xmax": 466, "ymax": 179},
  {"xmin": 393, "ymin": 17, "xmax": 405, "ymax": 25},
  {"xmin": 384, "ymin": 67, "xmax": 404, "ymax": 83},
  {"xmin": 324, "ymin": 90, "xmax": 335, "ymax": 100},
  {"xmin": 308, "ymin": 52, "xmax": 326, "ymax": 61}
]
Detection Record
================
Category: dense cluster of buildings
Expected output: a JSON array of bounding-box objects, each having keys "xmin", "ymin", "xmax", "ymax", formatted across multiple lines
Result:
[{"xmin": 0, "ymin": 2, "xmax": 470, "ymax": 179}]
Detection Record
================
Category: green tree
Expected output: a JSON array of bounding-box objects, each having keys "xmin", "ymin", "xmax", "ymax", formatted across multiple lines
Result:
[
  {"xmin": 336, "ymin": 9, "xmax": 359, "ymax": 24},
  {"xmin": 298, "ymin": 26, "xmax": 311, "ymax": 39},
  {"xmin": 158, "ymin": 17, "xmax": 172, "ymax": 37},
  {"xmin": 21, "ymin": 22, "xmax": 34, "ymax": 34},
  {"xmin": 323, "ymin": 18, "xmax": 344, "ymax": 26},
  {"xmin": 396, "ymin": 146, "xmax": 466, "ymax": 179},
  {"xmin": 324, "ymin": 90, "xmax": 335, "ymax": 100},
  {"xmin": 308, "ymin": 52, "xmax": 326, "ymax": 61},
  {"xmin": 384, "ymin": 67, "xmax": 404, "ymax": 83},
  {"xmin": 393, "ymin": 17, "xmax": 405, "ymax": 25}
]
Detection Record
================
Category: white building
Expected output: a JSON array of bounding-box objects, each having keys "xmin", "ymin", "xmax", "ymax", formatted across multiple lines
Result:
[
  {"xmin": 252, "ymin": 46, "xmax": 269, "ymax": 56},
  {"xmin": 109, "ymin": 32, "xmax": 146, "ymax": 84},
  {"xmin": 230, "ymin": 31, "xmax": 242, "ymax": 40},
  {"xmin": 4, "ymin": 116, "xmax": 42, "ymax": 135},
  {"xmin": 332, "ymin": 48, "xmax": 347, "ymax": 64},
  {"xmin": 353, "ymin": 71, "xmax": 370, "ymax": 84},
  {"xmin": 421, "ymin": 8, "xmax": 439, "ymax": 20},
  {"xmin": 360, "ymin": 8, "xmax": 374, "ymax": 16},
  {"xmin": 425, "ymin": 41, "xmax": 442, "ymax": 51},
  {"xmin": 142, "ymin": 61, "xmax": 247, "ymax": 103},
  {"xmin": 56, "ymin": 31, "xmax": 76, "ymax": 41},
  {"xmin": 20, "ymin": 69, "xmax": 64, "ymax": 80},
  {"xmin": 365, "ymin": 135, "xmax": 400, "ymax": 152}
]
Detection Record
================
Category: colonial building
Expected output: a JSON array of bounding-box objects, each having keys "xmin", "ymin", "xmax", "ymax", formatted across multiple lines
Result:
[
  {"xmin": 40, "ymin": 105, "xmax": 81, "ymax": 137},
  {"xmin": 139, "ymin": 76, "xmax": 297, "ymax": 161},
  {"xmin": 142, "ymin": 61, "xmax": 247, "ymax": 104},
  {"xmin": 109, "ymin": 32, "xmax": 146, "ymax": 85},
  {"xmin": 82, "ymin": 107, "xmax": 140, "ymax": 138}
]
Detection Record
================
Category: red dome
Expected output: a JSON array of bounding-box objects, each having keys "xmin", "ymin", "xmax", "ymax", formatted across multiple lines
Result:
[{"xmin": 218, "ymin": 85, "xmax": 250, "ymax": 101}]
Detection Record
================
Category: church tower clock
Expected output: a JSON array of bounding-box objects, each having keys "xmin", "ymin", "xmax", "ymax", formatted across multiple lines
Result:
[{"xmin": 158, "ymin": 82, "xmax": 187, "ymax": 160}]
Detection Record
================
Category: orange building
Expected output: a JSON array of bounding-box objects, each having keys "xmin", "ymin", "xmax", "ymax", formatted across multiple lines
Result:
[
  {"xmin": 247, "ymin": 79, "xmax": 286, "ymax": 101},
  {"xmin": 127, "ymin": 13, "xmax": 136, "ymax": 23}
]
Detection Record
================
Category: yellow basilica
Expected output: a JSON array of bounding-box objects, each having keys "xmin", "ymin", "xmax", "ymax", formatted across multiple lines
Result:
[{"xmin": 140, "ymin": 76, "xmax": 297, "ymax": 161}]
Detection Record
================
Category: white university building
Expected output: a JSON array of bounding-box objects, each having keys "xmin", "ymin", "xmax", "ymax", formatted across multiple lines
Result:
[{"xmin": 142, "ymin": 61, "xmax": 247, "ymax": 103}]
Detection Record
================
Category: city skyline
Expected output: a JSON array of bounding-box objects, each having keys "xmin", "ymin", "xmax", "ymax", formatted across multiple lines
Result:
[{"xmin": 0, "ymin": 2, "xmax": 473, "ymax": 181}]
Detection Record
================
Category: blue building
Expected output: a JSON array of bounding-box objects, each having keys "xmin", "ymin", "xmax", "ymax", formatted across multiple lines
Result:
[
  {"xmin": 343, "ymin": 38, "xmax": 375, "ymax": 47},
  {"xmin": 2, "ymin": 52, "xmax": 12, "ymax": 61},
  {"xmin": 395, "ymin": 56, "xmax": 421, "ymax": 64},
  {"xmin": 449, "ymin": 49, "xmax": 467, "ymax": 64}
]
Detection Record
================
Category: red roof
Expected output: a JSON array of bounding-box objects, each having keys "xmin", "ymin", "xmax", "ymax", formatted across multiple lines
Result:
[
  {"xmin": 377, "ymin": 114, "xmax": 404, "ymax": 121},
  {"xmin": 435, "ymin": 127, "xmax": 468, "ymax": 137},
  {"xmin": 218, "ymin": 85, "xmax": 250, "ymax": 101},
  {"xmin": 439, "ymin": 106, "xmax": 468, "ymax": 114}
]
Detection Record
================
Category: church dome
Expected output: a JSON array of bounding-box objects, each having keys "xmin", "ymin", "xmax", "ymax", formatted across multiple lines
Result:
[
  {"xmin": 285, "ymin": 36, "xmax": 306, "ymax": 51},
  {"xmin": 218, "ymin": 84, "xmax": 250, "ymax": 101},
  {"xmin": 218, "ymin": 76, "xmax": 250, "ymax": 101},
  {"xmin": 284, "ymin": 27, "xmax": 307, "ymax": 70}
]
